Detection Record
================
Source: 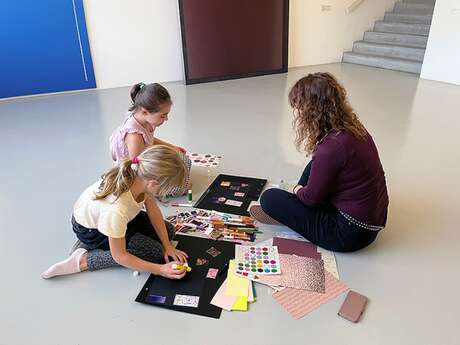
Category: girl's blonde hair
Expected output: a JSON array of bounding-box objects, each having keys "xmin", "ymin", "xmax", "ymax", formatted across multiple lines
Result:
[{"xmin": 94, "ymin": 145, "xmax": 186, "ymax": 200}]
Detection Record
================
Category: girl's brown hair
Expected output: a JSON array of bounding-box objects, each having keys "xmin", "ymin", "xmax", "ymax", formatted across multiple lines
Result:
[
  {"xmin": 94, "ymin": 145, "xmax": 186, "ymax": 200},
  {"xmin": 288, "ymin": 72, "xmax": 367, "ymax": 155},
  {"xmin": 129, "ymin": 82, "xmax": 171, "ymax": 113}
]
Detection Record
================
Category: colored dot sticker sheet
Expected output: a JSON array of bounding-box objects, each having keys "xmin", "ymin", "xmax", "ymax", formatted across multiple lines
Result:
[
  {"xmin": 186, "ymin": 152, "xmax": 222, "ymax": 167},
  {"xmin": 234, "ymin": 245, "xmax": 281, "ymax": 277}
]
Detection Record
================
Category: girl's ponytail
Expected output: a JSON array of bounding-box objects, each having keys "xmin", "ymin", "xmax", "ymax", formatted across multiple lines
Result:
[
  {"xmin": 95, "ymin": 145, "xmax": 186, "ymax": 200},
  {"xmin": 94, "ymin": 159, "xmax": 137, "ymax": 200},
  {"xmin": 130, "ymin": 82, "xmax": 145, "ymax": 103},
  {"xmin": 128, "ymin": 82, "xmax": 171, "ymax": 113}
]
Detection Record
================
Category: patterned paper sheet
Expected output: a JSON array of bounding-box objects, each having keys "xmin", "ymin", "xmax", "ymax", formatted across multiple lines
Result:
[
  {"xmin": 186, "ymin": 152, "xmax": 222, "ymax": 167},
  {"xmin": 275, "ymin": 230, "xmax": 340, "ymax": 279},
  {"xmin": 206, "ymin": 268, "xmax": 219, "ymax": 279},
  {"xmin": 273, "ymin": 272, "xmax": 348, "ymax": 320},
  {"xmin": 256, "ymin": 254, "xmax": 325, "ymax": 293},
  {"xmin": 173, "ymin": 294, "xmax": 200, "ymax": 308}
]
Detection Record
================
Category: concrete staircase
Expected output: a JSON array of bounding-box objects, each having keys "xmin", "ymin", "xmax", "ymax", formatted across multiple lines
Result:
[{"xmin": 342, "ymin": 0, "xmax": 436, "ymax": 74}]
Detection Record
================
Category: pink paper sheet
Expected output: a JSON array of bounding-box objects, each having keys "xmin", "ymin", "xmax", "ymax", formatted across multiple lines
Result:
[
  {"xmin": 273, "ymin": 272, "xmax": 348, "ymax": 319},
  {"xmin": 210, "ymin": 279, "xmax": 237, "ymax": 311}
]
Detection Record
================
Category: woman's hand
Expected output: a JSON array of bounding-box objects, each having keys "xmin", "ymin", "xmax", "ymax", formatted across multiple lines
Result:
[
  {"xmin": 293, "ymin": 184, "xmax": 303, "ymax": 194},
  {"xmin": 163, "ymin": 245, "xmax": 188, "ymax": 263},
  {"xmin": 159, "ymin": 261, "xmax": 186, "ymax": 279}
]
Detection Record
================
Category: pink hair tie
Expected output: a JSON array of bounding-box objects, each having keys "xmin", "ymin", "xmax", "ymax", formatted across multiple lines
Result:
[{"xmin": 131, "ymin": 156, "xmax": 140, "ymax": 164}]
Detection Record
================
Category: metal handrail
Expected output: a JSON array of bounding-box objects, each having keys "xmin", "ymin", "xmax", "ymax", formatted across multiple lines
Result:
[{"xmin": 345, "ymin": 0, "xmax": 365, "ymax": 13}]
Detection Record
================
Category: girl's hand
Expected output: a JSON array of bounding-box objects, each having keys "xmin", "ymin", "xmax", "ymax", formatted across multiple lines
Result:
[
  {"xmin": 163, "ymin": 246, "xmax": 188, "ymax": 263},
  {"xmin": 159, "ymin": 261, "xmax": 186, "ymax": 279}
]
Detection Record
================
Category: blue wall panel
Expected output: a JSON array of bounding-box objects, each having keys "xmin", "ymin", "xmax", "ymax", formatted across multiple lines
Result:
[{"xmin": 0, "ymin": 0, "xmax": 96, "ymax": 99}]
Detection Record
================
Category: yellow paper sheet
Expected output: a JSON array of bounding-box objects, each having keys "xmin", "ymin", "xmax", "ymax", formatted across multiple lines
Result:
[
  {"xmin": 225, "ymin": 260, "xmax": 250, "ymax": 297},
  {"xmin": 231, "ymin": 296, "xmax": 248, "ymax": 311}
]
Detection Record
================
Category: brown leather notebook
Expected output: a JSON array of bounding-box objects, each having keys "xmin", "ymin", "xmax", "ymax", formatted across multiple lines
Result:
[{"xmin": 338, "ymin": 290, "xmax": 368, "ymax": 322}]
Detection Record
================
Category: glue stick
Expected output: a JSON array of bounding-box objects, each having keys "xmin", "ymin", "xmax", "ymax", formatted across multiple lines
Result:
[
  {"xmin": 187, "ymin": 189, "xmax": 193, "ymax": 202},
  {"xmin": 172, "ymin": 263, "xmax": 191, "ymax": 272}
]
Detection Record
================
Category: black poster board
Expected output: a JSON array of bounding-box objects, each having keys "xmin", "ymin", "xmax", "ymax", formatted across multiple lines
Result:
[
  {"xmin": 135, "ymin": 235, "xmax": 236, "ymax": 319},
  {"xmin": 193, "ymin": 174, "xmax": 267, "ymax": 216}
]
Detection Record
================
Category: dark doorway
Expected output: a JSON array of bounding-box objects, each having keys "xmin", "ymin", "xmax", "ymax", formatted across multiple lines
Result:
[{"xmin": 179, "ymin": 0, "xmax": 289, "ymax": 84}]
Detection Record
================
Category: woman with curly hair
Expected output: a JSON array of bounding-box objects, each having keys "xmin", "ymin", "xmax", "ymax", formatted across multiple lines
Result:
[{"xmin": 251, "ymin": 72, "xmax": 389, "ymax": 252}]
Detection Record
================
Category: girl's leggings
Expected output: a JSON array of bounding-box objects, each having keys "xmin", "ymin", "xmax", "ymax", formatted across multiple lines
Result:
[{"xmin": 72, "ymin": 211, "xmax": 175, "ymax": 271}]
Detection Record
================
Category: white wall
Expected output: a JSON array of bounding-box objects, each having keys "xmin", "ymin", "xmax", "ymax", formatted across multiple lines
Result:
[
  {"xmin": 83, "ymin": 0, "xmax": 184, "ymax": 89},
  {"xmin": 421, "ymin": 0, "xmax": 460, "ymax": 86},
  {"xmin": 289, "ymin": 0, "xmax": 397, "ymax": 67},
  {"xmin": 83, "ymin": 0, "xmax": 398, "ymax": 89}
]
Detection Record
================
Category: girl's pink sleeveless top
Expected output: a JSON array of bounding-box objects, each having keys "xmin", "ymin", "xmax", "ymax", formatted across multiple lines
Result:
[{"xmin": 110, "ymin": 112, "xmax": 154, "ymax": 163}]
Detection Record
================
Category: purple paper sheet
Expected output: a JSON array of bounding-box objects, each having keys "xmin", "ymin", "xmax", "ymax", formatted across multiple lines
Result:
[{"xmin": 273, "ymin": 237, "xmax": 321, "ymax": 260}]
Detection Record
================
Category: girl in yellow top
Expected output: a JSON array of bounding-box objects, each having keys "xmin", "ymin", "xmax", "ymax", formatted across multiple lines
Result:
[{"xmin": 42, "ymin": 145, "xmax": 188, "ymax": 279}]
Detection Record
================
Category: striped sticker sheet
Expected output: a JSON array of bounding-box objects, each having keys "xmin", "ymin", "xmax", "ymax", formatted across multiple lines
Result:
[{"xmin": 273, "ymin": 271, "xmax": 348, "ymax": 319}]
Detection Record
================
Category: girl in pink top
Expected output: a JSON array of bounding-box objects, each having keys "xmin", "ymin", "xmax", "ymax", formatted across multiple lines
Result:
[
  {"xmin": 110, "ymin": 83, "xmax": 191, "ymax": 195},
  {"xmin": 110, "ymin": 82, "xmax": 185, "ymax": 162}
]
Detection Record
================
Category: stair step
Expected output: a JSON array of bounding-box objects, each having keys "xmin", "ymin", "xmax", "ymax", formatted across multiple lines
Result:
[
  {"xmin": 341, "ymin": 0, "xmax": 433, "ymax": 75},
  {"xmin": 364, "ymin": 31, "xmax": 428, "ymax": 48},
  {"xmin": 342, "ymin": 52, "xmax": 422, "ymax": 74},
  {"xmin": 403, "ymin": 0, "xmax": 436, "ymax": 4},
  {"xmin": 384, "ymin": 12, "xmax": 433, "ymax": 24},
  {"xmin": 374, "ymin": 20, "xmax": 431, "ymax": 36},
  {"xmin": 394, "ymin": 2, "xmax": 435, "ymax": 14},
  {"xmin": 353, "ymin": 41, "xmax": 425, "ymax": 61}
]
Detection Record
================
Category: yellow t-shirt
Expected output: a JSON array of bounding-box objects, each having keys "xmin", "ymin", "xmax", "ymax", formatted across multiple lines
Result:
[{"xmin": 73, "ymin": 181, "xmax": 144, "ymax": 238}]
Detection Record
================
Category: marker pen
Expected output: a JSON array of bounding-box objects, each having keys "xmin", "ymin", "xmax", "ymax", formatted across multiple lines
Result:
[{"xmin": 171, "ymin": 203, "xmax": 194, "ymax": 207}]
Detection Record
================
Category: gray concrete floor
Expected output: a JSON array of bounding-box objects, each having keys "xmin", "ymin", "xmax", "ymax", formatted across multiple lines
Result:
[{"xmin": 1, "ymin": 63, "xmax": 459, "ymax": 345}]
